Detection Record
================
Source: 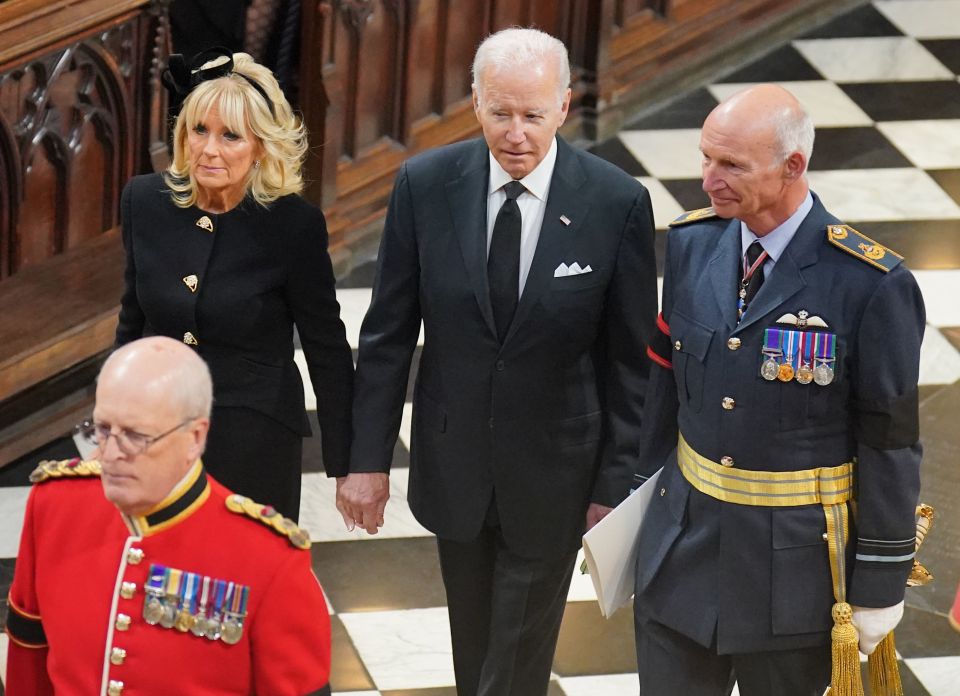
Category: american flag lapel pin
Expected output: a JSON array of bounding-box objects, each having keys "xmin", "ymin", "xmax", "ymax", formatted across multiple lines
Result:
[{"xmin": 559, "ymin": 214, "xmax": 571, "ymax": 226}]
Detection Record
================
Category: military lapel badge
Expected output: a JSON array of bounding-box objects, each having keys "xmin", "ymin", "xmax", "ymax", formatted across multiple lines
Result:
[
  {"xmin": 195, "ymin": 215, "xmax": 214, "ymax": 232},
  {"xmin": 182, "ymin": 275, "xmax": 199, "ymax": 293},
  {"xmin": 142, "ymin": 563, "xmax": 249, "ymax": 644}
]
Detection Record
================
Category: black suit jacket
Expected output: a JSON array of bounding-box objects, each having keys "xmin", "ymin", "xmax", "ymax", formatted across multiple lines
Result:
[
  {"xmin": 116, "ymin": 173, "xmax": 353, "ymax": 473},
  {"xmin": 351, "ymin": 137, "xmax": 658, "ymax": 558}
]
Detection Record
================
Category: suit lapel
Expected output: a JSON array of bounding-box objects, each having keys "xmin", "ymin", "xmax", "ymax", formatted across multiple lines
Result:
[
  {"xmin": 708, "ymin": 219, "xmax": 742, "ymax": 334},
  {"xmin": 503, "ymin": 139, "xmax": 589, "ymax": 345},
  {"xmin": 444, "ymin": 141, "xmax": 497, "ymax": 337}
]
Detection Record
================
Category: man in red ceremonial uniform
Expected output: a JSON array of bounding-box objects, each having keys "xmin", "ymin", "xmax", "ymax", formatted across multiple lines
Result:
[{"xmin": 4, "ymin": 336, "xmax": 331, "ymax": 695}]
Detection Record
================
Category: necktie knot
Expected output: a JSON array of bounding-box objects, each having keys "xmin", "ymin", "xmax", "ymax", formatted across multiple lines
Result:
[{"xmin": 503, "ymin": 180, "xmax": 526, "ymax": 201}]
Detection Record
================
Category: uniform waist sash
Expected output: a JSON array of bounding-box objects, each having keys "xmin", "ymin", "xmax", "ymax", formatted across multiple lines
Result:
[
  {"xmin": 677, "ymin": 434, "xmax": 853, "ymax": 507},
  {"xmin": 676, "ymin": 433, "xmax": 897, "ymax": 696}
]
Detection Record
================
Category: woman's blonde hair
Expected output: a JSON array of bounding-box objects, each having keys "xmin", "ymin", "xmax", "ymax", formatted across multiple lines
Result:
[{"xmin": 165, "ymin": 53, "xmax": 306, "ymax": 207}]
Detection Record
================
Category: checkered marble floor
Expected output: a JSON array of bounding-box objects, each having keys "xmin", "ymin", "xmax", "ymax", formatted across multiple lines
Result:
[{"xmin": 3, "ymin": 1, "xmax": 960, "ymax": 693}]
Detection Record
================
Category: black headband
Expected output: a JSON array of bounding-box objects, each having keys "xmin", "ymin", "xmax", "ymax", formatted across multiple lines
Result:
[{"xmin": 161, "ymin": 46, "xmax": 276, "ymax": 119}]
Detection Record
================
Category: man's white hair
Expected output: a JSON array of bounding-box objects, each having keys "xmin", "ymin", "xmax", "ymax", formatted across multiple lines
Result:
[
  {"xmin": 772, "ymin": 103, "xmax": 815, "ymax": 169},
  {"xmin": 472, "ymin": 27, "xmax": 570, "ymax": 107}
]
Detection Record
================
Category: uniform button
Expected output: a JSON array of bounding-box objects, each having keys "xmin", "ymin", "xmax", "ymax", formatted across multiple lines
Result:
[
  {"xmin": 110, "ymin": 647, "xmax": 127, "ymax": 665},
  {"xmin": 822, "ymin": 533, "xmax": 829, "ymax": 541},
  {"xmin": 721, "ymin": 397, "xmax": 736, "ymax": 410},
  {"xmin": 674, "ymin": 340, "xmax": 682, "ymax": 351},
  {"xmin": 115, "ymin": 614, "xmax": 131, "ymax": 631},
  {"xmin": 659, "ymin": 487, "xmax": 666, "ymax": 497},
  {"xmin": 108, "ymin": 680, "xmax": 125, "ymax": 696},
  {"xmin": 126, "ymin": 548, "xmax": 144, "ymax": 565},
  {"xmin": 488, "ymin": 417, "xmax": 494, "ymax": 429},
  {"xmin": 120, "ymin": 582, "xmax": 137, "ymax": 600},
  {"xmin": 183, "ymin": 331, "xmax": 198, "ymax": 346},
  {"xmin": 495, "ymin": 360, "xmax": 505, "ymax": 371},
  {"xmin": 727, "ymin": 337, "xmax": 742, "ymax": 351},
  {"xmin": 720, "ymin": 456, "xmax": 734, "ymax": 467}
]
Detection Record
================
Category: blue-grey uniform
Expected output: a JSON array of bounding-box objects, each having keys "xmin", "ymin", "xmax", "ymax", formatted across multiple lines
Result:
[{"xmin": 632, "ymin": 194, "xmax": 923, "ymax": 674}]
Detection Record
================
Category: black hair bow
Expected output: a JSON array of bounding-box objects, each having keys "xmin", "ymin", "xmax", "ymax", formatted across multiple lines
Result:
[{"xmin": 161, "ymin": 46, "xmax": 276, "ymax": 117}]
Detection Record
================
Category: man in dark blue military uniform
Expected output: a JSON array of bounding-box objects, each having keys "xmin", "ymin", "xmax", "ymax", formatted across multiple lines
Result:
[{"xmin": 632, "ymin": 84, "xmax": 924, "ymax": 696}]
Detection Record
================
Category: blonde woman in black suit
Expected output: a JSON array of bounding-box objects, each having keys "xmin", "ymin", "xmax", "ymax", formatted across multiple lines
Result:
[{"xmin": 116, "ymin": 49, "xmax": 353, "ymax": 521}]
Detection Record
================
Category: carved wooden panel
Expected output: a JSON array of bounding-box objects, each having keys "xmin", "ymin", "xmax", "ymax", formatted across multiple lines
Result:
[
  {"xmin": 0, "ymin": 0, "xmax": 171, "ymax": 462},
  {"xmin": 0, "ymin": 0, "xmax": 170, "ymax": 278}
]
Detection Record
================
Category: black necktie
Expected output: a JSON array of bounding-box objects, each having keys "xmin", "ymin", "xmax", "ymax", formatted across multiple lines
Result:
[
  {"xmin": 488, "ymin": 180, "xmax": 526, "ymax": 342},
  {"xmin": 739, "ymin": 240, "xmax": 766, "ymax": 319}
]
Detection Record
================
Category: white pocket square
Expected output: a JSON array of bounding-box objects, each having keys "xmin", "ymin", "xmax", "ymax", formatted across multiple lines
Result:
[{"xmin": 554, "ymin": 262, "xmax": 592, "ymax": 277}]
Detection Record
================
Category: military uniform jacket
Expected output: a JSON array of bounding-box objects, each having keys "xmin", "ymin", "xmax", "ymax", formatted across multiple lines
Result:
[
  {"xmin": 116, "ymin": 173, "xmax": 353, "ymax": 472},
  {"xmin": 634, "ymin": 195, "xmax": 924, "ymax": 654},
  {"xmin": 4, "ymin": 462, "xmax": 330, "ymax": 695},
  {"xmin": 350, "ymin": 137, "xmax": 658, "ymax": 559}
]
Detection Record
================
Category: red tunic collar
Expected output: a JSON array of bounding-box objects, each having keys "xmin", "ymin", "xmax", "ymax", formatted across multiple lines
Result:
[{"xmin": 122, "ymin": 461, "xmax": 210, "ymax": 536}]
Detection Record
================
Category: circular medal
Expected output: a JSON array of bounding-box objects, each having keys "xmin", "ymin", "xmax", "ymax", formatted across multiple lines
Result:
[
  {"xmin": 204, "ymin": 617, "xmax": 222, "ymax": 641},
  {"xmin": 159, "ymin": 603, "xmax": 177, "ymax": 629},
  {"xmin": 174, "ymin": 609, "xmax": 195, "ymax": 633},
  {"xmin": 190, "ymin": 614, "xmax": 207, "ymax": 638},
  {"xmin": 777, "ymin": 363, "xmax": 795, "ymax": 382},
  {"xmin": 760, "ymin": 357, "xmax": 779, "ymax": 381},
  {"xmin": 814, "ymin": 362, "xmax": 835, "ymax": 386},
  {"xmin": 143, "ymin": 597, "xmax": 164, "ymax": 625},
  {"xmin": 220, "ymin": 619, "xmax": 243, "ymax": 645},
  {"xmin": 796, "ymin": 364, "xmax": 814, "ymax": 385}
]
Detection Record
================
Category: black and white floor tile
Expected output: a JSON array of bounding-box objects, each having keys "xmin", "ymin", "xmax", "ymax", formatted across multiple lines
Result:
[{"xmin": 3, "ymin": 1, "xmax": 960, "ymax": 693}]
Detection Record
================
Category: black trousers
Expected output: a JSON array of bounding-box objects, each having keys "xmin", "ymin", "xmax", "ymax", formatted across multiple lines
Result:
[
  {"xmin": 636, "ymin": 617, "xmax": 831, "ymax": 696},
  {"xmin": 203, "ymin": 405, "xmax": 303, "ymax": 522},
  {"xmin": 436, "ymin": 523, "xmax": 577, "ymax": 696}
]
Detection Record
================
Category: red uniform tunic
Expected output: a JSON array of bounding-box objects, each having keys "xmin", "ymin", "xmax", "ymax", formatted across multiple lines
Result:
[{"xmin": 5, "ymin": 461, "xmax": 330, "ymax": 695}]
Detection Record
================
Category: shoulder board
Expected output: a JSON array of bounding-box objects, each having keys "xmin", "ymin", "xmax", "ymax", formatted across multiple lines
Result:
[
  {"xmin": 669, "ymin": 207, "xmax": 720, "ymax": 227},
  {"xmin": 29, "ymin": 458, "xmax": 102, "ymax": 484},
  {"xmin": 225, "ymin": 494, "xmax": 311, "ymax": 550},
  {"xmin": 826, "ymin": 225, "xmax": 903, "ymax": 273}
]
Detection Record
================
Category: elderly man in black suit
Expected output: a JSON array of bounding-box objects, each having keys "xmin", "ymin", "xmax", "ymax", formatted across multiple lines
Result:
[{"xmin": 337, "ymin": 27, "xmax": 658, "ymax": 696}]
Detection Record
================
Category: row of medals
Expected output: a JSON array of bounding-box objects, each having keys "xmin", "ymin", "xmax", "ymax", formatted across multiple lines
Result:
[
  {"xmin": 760, "ymin": 351, "xmax": 835, "ymax": 386},
  {"xmin": 142, "ymin": 581, "xmax": 247, "ymax": 644}
]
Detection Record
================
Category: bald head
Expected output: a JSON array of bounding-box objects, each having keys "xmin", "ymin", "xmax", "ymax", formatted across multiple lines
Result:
[
  {"xmin": 699, "ymin": 84, "xmax": 812, "ymax": 234},
  {"xmin": 707, "ymin": 84, "xmax": 814, "ymax": 166},
  {"xmin": 101, "ymin": 337, "xmax": 213, "ymax": 421}
]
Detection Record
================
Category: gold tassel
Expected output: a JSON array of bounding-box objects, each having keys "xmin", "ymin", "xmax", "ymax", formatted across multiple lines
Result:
[
  {"xmin": 829, "ymin": 602, "xmax": 865, "ymax": 696},
  {"xmin": 868, "ymin": 631, "xmax": 903, "ymax": 696}
]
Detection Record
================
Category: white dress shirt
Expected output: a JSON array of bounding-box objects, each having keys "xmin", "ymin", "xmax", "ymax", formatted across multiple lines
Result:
[{"xmin": 486, "ymin": 137, "xmax": 558, "ymax": 296}]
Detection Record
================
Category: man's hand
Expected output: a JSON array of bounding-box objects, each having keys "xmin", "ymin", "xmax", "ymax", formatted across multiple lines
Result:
[
  {"xmin": 336, "ymin": 473, "xmax": 390, "ymax": 534},
  {"xmin": 585, "ymin": 503, "xmax": 614, "ymax": 532},
  {"xmin": 852, "ymin": 601, "xmax": 904, "ymax": 655}
]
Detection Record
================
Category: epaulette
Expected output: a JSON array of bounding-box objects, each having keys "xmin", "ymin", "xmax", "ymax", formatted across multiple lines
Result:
[
  {"xmin": 29, "ymin": 458, "xmax": 102, "ymax": 483},
  {"xmin": 225, "ymin": 494, "xmax": 311, "ymax": 550},
  {"xmin": 669, "ymin": 207, "xmax": 720, "ymax": 227},
  {"xmin": 827, "ymin": 224, "xmax": 903, "ymax": 273}
]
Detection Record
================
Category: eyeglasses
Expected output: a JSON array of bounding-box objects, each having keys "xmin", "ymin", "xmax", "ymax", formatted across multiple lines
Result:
[{"xmin": 74, "ymin": 418, "xmax": 195, "ymax": 457}]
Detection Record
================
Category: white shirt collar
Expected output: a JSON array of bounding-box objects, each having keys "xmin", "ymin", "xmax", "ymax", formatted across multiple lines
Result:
[{"xmin": 487, "ymin": 137, "xmax": 558, "ymax": 201}]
